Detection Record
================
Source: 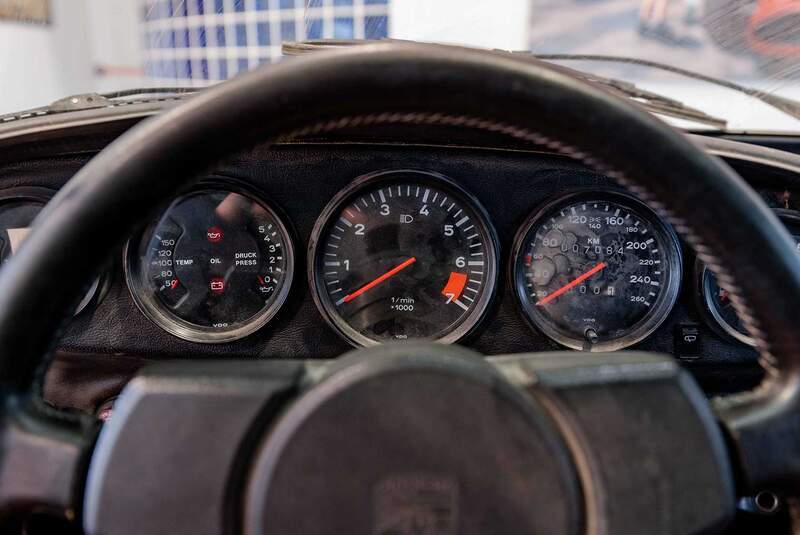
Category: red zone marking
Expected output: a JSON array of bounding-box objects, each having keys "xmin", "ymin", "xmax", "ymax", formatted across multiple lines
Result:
[{"xmin": 441, "ymin": 272, "xmax": 467, "ymax": 300}]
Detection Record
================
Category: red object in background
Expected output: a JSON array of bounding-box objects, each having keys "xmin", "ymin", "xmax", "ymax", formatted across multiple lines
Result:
[
  {"xmin": 210, "ymin": 277, "xmax": 225, "ymax": 294},
  {"xmin": 207, "ymin": 226, "xmax": 223, "ymax": 243},
  {"xmin": 747, "ymin": 0, "xmax": 800, "ymax": 58}
]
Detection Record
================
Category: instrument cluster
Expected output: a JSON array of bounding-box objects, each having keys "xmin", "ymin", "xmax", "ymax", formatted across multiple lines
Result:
[{"xmin": 74, "ymin": 168, "xmax": 777, "ymax": 354}]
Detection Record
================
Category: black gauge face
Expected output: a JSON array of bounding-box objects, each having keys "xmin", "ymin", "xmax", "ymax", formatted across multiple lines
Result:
[
  {"xmin": 513, "ymin": 192, "xmax": 682, "ymax": 351},
  {"xmin": 700, "ymin": 210, "xmax": 800, "ymax": 346},
  {"xmin": 0, "ymin": 190, "xmax": 101, "ymax": 315},
  {"xmin": 125, "ymin": 187, "xmax": 294, "ymax": 343},
  {"xmin": 310, "ymin": 171, "xmax": 498, "ymax": 346}
]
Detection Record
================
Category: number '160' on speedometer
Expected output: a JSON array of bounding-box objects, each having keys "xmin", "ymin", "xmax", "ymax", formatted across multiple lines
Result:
[{"xmin": 512, "ymin": 191, "xmax": 682, "ymax": 351}]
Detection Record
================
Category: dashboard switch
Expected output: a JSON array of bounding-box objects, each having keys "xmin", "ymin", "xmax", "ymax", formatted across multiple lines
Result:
[{"xmin": 676, "ymin": 324, "xmax": 702, "ymax": 358}]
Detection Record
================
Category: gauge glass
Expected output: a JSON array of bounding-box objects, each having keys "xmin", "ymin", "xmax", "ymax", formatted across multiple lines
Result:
[
  {"xmin": 513, "ymin": 192, "xmax": 682, "ymax": 351},
  {"xmin": 310, "ymin": 171, "xmax": 498, "ymax": 346},
  {"xmin": 0, "ymin": 188, "xmax": 102, "ymax": 315},
  {"xmin": 125, "ymin": 187, "xmax": 294, "ymax": 343},
  {"xmin": 699, "ymin": 210, "xmax": 800, "ymax": 346}
]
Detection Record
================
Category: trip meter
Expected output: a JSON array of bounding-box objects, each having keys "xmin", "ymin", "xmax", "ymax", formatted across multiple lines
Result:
[
  {"xmin": 309, "ymin": 170, "xmax": 498, "ymax": 346},
  {"xmin": 125, "ymin": 186, "xmax": 294, "ymax": 343},
  {"xmin": 512, "ymin": 191, "xmax": 682, "ymax": 351}
]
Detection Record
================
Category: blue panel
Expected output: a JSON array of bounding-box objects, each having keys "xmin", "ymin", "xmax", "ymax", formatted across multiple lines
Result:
[
  {"xmin": 181, "ymin": 28, "xmax": 191, "ymax": 47},
  {"xmin": 237, "ymin": 57, "xmax": 249, "ymax": 73},
  {"xmin": 216, "ymin": 25, "xmax": 226, "ymax": 46},
  {"xmin": 236, "ymin": 24, "xmax": 247, "ymax": 46},
  {"xmin": 365, "ymin": 15, "xmax": 388, "ymax": 38},
  {"xmin": 172, "ymin": 0, "xmax": 187, "ymax": 16},
  {"xmin": 218, "ymin": 59, "xmax": 228, "ymax": 79},
  {"xmin": 256, "ymin": 0, "xmax": 268, "ymax": 9},
  {"xmin": 233, "ymin": 0, "xmax": 245, "ymax": 12},
  {"xmin": 279, "ymin": 0, "xmax": 294, "ymax": 9},
  {"xmin": 177, "ymin": 59, "xmax": 192, "ymax": 79},
  {"xmin": 214, "ymin": 0, "xmax": 224, "ymax": 13},
  {"xmin": 200, "ymin": 59, "xmax": 209, "ymax": 79},
  {"xmin": 333, "ymin": 18, "xmax": 353, "ymax": 39},
  {"xmin": 306, "ymin": 19, "xmax": 322, "ymax": 39},
  {"xmin": 333, "ymin": 0, "xmax": 353, "ymax": 4},
  {"xmin": 195, "ymin": 0, "xmax": 204, "ymax": 15},
  {"xmin": 306, "ymin": 0, "xmax": 322, "ymax": 7},
  {"xmin": 257, "ymin": 22, "xmax": 270, "ymax": 45},
  {"xmin": 364, "ymin": 0, "xmax": 388, "ymax": 4},
  {"xmin": 280, "ymin": 20, "xmax": 295, "ymax": 41},
  {"xmin": 195, "ymin": 26, "xmax": 207, "ymax": 47}
]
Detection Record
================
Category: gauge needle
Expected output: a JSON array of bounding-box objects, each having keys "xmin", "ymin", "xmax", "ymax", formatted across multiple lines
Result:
[
  {"xmin": 338, "ymin": 257, "xmax": 417, "ymax": 305},
  {"xmin": 536, "ymin": 262, "xmax": 607, "ymax": 306}
]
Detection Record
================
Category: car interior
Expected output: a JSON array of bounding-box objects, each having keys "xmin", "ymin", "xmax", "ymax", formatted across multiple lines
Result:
[{"xmin": 2, "ymin": 3, "xmax": 800, "ymax": 534}]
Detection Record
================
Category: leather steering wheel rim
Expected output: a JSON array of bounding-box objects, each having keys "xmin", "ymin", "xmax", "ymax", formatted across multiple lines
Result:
[{"xmin": 1, "ymin": 42, "xmax": 799, "ymax": 504}]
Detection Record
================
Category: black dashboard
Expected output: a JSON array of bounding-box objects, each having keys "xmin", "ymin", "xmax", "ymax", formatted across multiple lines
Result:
[{"xmin": 4, "ymin": 111, "xmax": 800, "ymax": 415}]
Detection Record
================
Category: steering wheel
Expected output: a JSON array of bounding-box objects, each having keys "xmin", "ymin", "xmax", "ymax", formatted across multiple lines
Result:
[{"xmin": 1, "ymin": 43, "xmax": 799, "ymax": 535}]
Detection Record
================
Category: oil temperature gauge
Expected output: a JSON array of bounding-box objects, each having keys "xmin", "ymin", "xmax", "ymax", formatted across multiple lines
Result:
[{"xmin": 125, "ymin": 186, "xmax": 294, "ymax": 343}]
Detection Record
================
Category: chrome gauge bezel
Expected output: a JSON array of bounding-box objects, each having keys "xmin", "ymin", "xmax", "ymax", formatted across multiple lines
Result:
[
  {"xmin": 696, "ymin": 209, "xmax": 800, "ymax": 347},
  {"xmin": 123, "ymin": 182, "xmax": 295, "ymax": 344},
  {"xmin": 308, "ymin": 169, "xmax": 500, "ymax": 347},
  {"xmin": 511, "ymin": 190, "xmax": 683, "ymax": 352},
  {"xmin": 0, "ymin": 186, "xmax": 106, "ymax": 316}
]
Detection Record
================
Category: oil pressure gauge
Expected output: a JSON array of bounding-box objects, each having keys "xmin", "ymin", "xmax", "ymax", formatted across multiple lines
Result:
[{"xmin": 125, "ymin": 185, "xmax": 294, "ymax": 343}]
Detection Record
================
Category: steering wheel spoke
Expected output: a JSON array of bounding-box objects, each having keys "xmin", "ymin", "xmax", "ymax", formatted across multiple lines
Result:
[{"xmin": 0, "ymin": 394, "xmax": 94, "ymax": 523}]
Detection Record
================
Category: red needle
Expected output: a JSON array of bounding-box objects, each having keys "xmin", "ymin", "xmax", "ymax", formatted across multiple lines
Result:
[
  {"xmin": 341, "ymin": 257, "xmax": 417, "ymax": 304},
  {"xmin": 536, "ymin": 262, "xmax": 607, "ymax": 306}
]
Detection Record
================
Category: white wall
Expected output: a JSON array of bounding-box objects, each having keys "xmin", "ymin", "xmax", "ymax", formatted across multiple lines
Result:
[
  {"xmin": 0, "ymin": 0, "xmax": 142, "ymax": 114},
  {"xmin": 0, "ymin": 0, "xmax": 95, "ymax": 113},
  {"xmin": 390, "ymin": 0, "xmax": 530, "ymax": 51}
]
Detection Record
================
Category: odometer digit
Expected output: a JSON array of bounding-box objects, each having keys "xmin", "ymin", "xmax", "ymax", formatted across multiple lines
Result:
[{"xmin": 512, "ymin": 191, "xmax": 682, "ymax": 351}]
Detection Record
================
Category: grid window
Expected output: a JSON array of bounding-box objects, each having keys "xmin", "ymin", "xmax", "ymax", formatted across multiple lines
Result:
[
  {"xmin": 257, "ymin": 22, "xmax": 270, "ymax": 46},
  {"xmin": 306, "ymin": 19, "xmax": 323, "ymax": 40},
  {"xmin": 281, "ymin": 20, "xmax": 296, "ymax": 41},
  {"xmin": 365, "ymin": 15, "xmax": 388, "ymax": 38},
  {"xmin": 334, "ymin": 18, "xmax": 354, "ymax": 39},
  {"xmin": 236, "ymin": 24, "xmax": 247, "ymax": 47},
  {"xmin": 141, "ymin": 0, "xmax": 391, "ymax": 83}
]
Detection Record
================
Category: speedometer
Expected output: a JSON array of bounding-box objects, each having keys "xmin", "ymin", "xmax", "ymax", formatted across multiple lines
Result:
[
  {"xmin": 309, "ymin": 170, "xmax": 498, "ymax": 346},
  {"xmin": 512, "ymin": 191, "xmax": 682, "ymax": 351}
]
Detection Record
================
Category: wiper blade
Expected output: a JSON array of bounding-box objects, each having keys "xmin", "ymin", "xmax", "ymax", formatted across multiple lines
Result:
[
  {"xmin": 283, "ymin": 40, "xmax": 727, "ymax": 129},
  {"xmin": 534, "ymin": 54, "xmax": 800, "ymax": 126},
  {"xmin": 535, "ymin": 63, "xmax": 728, "ymax": 129}
]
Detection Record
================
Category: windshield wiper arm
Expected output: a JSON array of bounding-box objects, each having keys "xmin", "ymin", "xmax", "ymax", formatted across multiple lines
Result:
[
  {"xmin": 540, "ymin": 64, "xmax": 728, "ymax": 129},
  {"xmin": 533, "ymin": 54, "xmax": 800, "ymax": 125},
  {"xmin": 283, "ymin": 40, "xmax": 727, "ymax": 129}
]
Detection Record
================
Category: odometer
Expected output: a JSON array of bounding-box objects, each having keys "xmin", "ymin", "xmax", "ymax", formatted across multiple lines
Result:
[
  {"xmin": 125, "ymin": 186, "xmax": 294, "ymax": 343},
  {"xmin": 310, "ymin": 171, "xmax": 498, "ymax": 346},
  {"xmin": 512, "ymin": 191, "xmax": 682, "ymax": 351}
]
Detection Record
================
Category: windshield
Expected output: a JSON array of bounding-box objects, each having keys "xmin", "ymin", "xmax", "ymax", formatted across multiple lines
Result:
[{"xmin": 1, "ymin": 0, "xmax": 799, "ymax": 132}]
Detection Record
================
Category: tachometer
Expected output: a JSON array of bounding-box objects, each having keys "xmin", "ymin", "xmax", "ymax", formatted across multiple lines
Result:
[
  {"xmin": 512, "ymin": 191, "xmax": 682, "ymax": 351},
  {"xmin": 124, "ymin": 185, "xmax": 294, "ymax": 343},
  {"xmin": 309, "ymin": 170, "xmax": 498, "ymax": 346}
]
